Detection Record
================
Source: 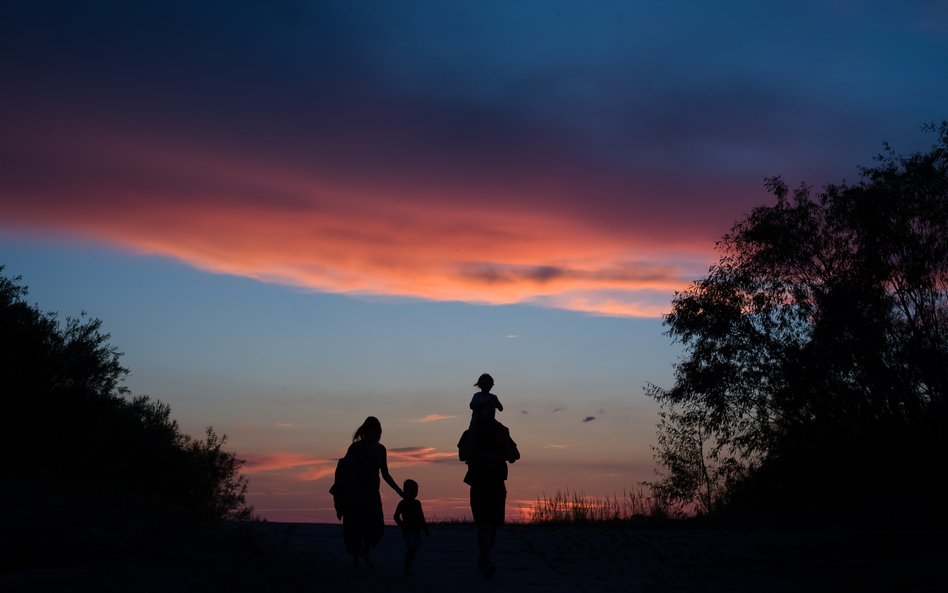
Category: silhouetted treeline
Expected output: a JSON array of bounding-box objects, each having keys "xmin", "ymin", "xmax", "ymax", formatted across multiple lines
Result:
[
  {"xmin": 0, "ymin": 268, "xmax": 251, "ymax": 522},
  {"xmin": 648, "ymin": 122, "xmax": 948, "ymax": 526}
]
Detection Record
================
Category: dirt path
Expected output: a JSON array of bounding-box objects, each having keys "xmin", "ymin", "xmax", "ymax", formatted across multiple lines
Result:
[
  {"xmin": 257, "ymin": 522, "xmax": 946, "ymax": 592},
  {"xmin": 4, "ymin": 518, "xmax": 943, "ymax": 592}
]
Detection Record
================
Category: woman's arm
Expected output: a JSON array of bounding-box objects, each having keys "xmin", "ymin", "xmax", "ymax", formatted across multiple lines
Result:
[{"xmin": 379, "ymin": 445, "xmax": 404, "ymax": 497}]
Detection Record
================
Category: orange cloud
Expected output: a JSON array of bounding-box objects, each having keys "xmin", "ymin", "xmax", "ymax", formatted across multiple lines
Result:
[
  {"xmin": 243, "ymin": 446, "xmax": 457, "ymax": 481},
  {"xmin": 242, "ymin": 452, "xmax": 335, "ymax": 482},
  {"xmin": 296, "ymin": 466, "xmax": 338, "ymax": 482},
  {"xmin": 409, "ymin": 414, "xmax": 459, "ymax": 423},
  {"xmin": 0, "ymin": 121, "xmax": 719, "ymax": 316},
  {"xmin": 388, "ymin": 446, "xmax": 457, "ymax": 466}
]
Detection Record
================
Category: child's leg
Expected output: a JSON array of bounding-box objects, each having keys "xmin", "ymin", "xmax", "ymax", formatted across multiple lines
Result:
[{"xmin": 404, "ymin": 546, "xmax": 417, "ymax": 575}]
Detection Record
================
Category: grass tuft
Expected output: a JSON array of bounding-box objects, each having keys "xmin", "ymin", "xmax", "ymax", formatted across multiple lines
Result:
[{"xmin": 526, "ymin": 486, "xmax": 674, "ymax": 525}]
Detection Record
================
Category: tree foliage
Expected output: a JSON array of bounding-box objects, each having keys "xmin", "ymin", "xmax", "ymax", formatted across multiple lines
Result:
[
  {"xmin": 1, "ymin": 269, "xmax": 252, "ymax": 521},
  {"xmin": 647, "ymin": 123, "xmax": 948, "ymax": 517}
]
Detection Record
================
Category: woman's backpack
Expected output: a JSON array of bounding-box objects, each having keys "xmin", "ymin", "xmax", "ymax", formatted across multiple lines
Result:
[{"xmin": 329, "ymin": 455, "xmax": 358, "ymax": 519}]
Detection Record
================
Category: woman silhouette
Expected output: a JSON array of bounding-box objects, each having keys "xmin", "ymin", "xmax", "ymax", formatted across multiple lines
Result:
[{"xmin": 340, "ymin": 416, "xmax": 404, "ymax": 569}]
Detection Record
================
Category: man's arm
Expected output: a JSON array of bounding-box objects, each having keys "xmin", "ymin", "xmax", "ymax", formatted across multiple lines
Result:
[
  {"xmin": 458, "ymin": 430, "xmax": 474, "ymax": 462},
  {"xmin": 503, "ymin": 426, "xmax": 520, "ymax": 463}
]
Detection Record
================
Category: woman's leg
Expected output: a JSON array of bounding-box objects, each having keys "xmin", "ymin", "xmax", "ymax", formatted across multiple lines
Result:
[
  {"xmin": 358, "ymin": 492, "xmax": 383, "ymax": 566},
  {"xmin": 343, "ymin": 511, "xmax": 362, "ymax": 568}
]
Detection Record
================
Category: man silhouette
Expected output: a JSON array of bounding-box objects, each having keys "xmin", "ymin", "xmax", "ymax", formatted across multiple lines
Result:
[{"xmin": 457, "ymin": 419, "xmax": 520, "ymax": 577}]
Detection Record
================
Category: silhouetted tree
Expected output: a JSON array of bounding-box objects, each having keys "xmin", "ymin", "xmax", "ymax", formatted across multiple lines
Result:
[
  {"xmin": 647, "ymin": 123, "xmax": 948, "ymax": 517},
  {"xmin": 0, "ymin": 269, "xmax": 251, "ymax": 520}
]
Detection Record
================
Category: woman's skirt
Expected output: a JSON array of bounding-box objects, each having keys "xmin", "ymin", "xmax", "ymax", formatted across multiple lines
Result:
[{"xmin": 342, "ymin": 491, "xmax": 384, "ymax": 554}]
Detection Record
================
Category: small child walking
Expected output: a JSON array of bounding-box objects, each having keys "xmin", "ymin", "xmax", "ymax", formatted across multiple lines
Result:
[
  {"xmin": 393, "ymin": 479, "xmax": 429, "ymax": 576},
  {"xmin": 470, "ymin": 373, "xmax": 503, "ymax": 427}
]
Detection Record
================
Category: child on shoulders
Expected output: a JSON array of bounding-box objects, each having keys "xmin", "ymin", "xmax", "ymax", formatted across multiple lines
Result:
[{"xmin": 470, "ymin": 373, "xmax": 503, "ymax": 427}]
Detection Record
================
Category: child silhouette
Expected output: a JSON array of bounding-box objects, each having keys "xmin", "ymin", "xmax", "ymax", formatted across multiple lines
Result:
[
  {"xmin": 394, "ymin": 479, "xmax": 429, "ymax": 576},
  {"xmin": 469, "ymin": 373, "xmax": 503, "ymax": 427}
]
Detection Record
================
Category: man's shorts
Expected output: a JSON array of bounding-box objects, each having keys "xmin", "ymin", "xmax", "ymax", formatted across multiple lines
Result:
[{"xmin": 470, "ymin": 482, "xmax": 507, "ymax": 526}]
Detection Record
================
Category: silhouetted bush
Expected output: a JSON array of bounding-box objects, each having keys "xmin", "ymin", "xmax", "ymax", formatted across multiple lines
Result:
[
  {"xmin": 0, "ymin": 268, "xmax": 251, "ymax": 521},
  {"xmin": 647, "ymin": 123, "xmax": 948, "ymax": 525}
]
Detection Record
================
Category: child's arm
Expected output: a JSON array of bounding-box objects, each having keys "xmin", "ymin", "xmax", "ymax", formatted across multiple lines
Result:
[
  {"xmin": 493, "ymin": 394, "xmax": 503, "ymax": 411},
  {"xmin": 393, "ymin": 501, "xmax": 405, "ymax": 527}
]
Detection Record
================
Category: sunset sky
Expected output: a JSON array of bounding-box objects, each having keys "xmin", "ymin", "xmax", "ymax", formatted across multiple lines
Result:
[{"xmin": 2, "ymin": 1, "xmax": 946, "ymax": 522}]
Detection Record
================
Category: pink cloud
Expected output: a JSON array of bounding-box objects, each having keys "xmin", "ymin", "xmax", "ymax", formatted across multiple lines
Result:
[
  {"xmin": 409, "ymin": 414, "xmax": 459, "ymax": 423},
  {"xmin": 0, "ymin": 117, "xmax": 737, "ymax": 316},
  {"xmin": 242, "ymin": 452, "xmax": 335, "ymax": 482},
  {"xmin": 388, "ymin": 446, "xmax": 457, "ymax": 466},
  {"xmin": 243, "ymin": 446, "xmax": 458, "ymax": 482},
  {"xmin": 296, "ymin": 466, "xmax": 337, "ymax": 482}
]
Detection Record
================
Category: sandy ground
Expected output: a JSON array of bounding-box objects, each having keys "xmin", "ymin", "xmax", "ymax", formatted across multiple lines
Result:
[
  {"xmin": 256, "ymin": 521, "xmax": 947, "ymax": 593},
  {"xmin": 4, "ymin": 514, "xmax": 944, "ymax": 592}
]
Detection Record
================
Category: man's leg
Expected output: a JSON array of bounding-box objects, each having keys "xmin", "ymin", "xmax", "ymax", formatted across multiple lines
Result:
[{"xmin": 477, "ymin": 524, "xmax": 497, "ymax": 576}]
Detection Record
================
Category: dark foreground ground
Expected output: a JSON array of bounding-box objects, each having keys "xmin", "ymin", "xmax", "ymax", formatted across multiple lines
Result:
[{"xmin": 4, "ymin": 517, "xmax": 947, "ymax": 592}]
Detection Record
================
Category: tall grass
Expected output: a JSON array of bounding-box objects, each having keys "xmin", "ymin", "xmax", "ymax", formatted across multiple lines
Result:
[{"xmin": 526, "ymin": 486, "xmax": 672, "ymax": 524}]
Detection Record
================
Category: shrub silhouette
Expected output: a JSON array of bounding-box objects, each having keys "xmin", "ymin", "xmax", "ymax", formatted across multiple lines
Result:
[
  {"xmin": 1, "ymin": 267, "xmax": 251, "ymax": 521},
  {"xmin": 647, "ymin": 123, "xmax": 948, "ymax": 523}
]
